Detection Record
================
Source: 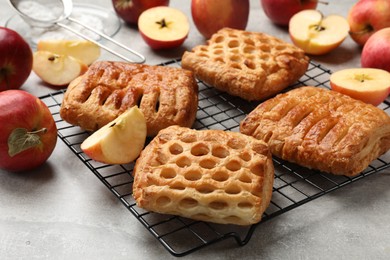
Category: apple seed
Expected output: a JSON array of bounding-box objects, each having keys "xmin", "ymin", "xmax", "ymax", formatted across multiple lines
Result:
[{"xmin": 156, "ymin": 18, "xmax": 172, "ymax": 29}]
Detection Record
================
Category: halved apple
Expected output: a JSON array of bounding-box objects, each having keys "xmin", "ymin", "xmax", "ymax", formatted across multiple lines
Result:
[
  {"xmin": 330, "ymin": 68, "xmax": 390, "ymax": 106},
  {"xmin": 81, "ymin": 106, "xmax": 147, "ymax": 165},
  {"xmin": 138, "ymin": 6, "xmax": 189, "ymax": 49},
  {"xmin": 33, "ymin": 50, "xmax": 88, "ymax": 86},
  {"xmin": 37, "ymin": 40, "xmax": 100, "ymax": 65},
  {"xmin": 289, "ymin": 10, "xmax": 349, "ymax": 55}
]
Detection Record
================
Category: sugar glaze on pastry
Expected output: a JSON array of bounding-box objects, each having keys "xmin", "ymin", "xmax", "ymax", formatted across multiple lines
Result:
[
  {"xmin": 240, "ymin": 86, "xmax": 390, "ymax": 176},
  {"xmin": 60, "ymin": 61, "xmax": 198, "ymax": 136},
  {"xmin": 133, "ymin": 126, "xmax": 274, "ymax": 225},
  {"xmin": 181, "ymin": 28, "xmax": 309, "ymax": 101}
]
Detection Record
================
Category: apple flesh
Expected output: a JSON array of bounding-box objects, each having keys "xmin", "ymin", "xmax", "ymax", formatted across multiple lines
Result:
[
  {"xmin": 261, "ymin": 0, "xmax": 318, "ymax": 26},
  {"xmin": 81, "ymin": 106, "xmax": 147, "ymax": 165},
  {"xmin": 0, "ymin": 27, "xmax": 33, "ymax": 92},
  {"xmin": 112, "ymin": 0, "xmax": 169, "ymax": 25},
  {"xmin": 37, "ymin": 40, "xmax": 101, "ymax": 66},
  {"xmin": 330, "ymin": 68, "xmax": 390, "ymax": 106},
  {"xmin": 33, "ymin": 50, "xmax": 88, "ymax": 87},
  {"xmin": 191, "ymin": 0, "xmax": 249, "ymax": 39},
  {"xmin": 138, "ymin": 6, "xmax": 189, "ymax": 49},
  {"xmin": 0, "ymin": 90, "xmax": 57, "ymax": 172},
  {"xmin": 289, "ymin": 10, "xmax": 349, "ymax": 55},
  {"xmin": 361, "ymin": 28, "xmax": 390, "ymax": 73},
  {"xmin": 348, "ymin": 0, "xmax": 390, "ymax": 46}
]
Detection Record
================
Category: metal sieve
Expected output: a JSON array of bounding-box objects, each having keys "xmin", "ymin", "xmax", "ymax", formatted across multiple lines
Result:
[{"xmin": 8, "ymin": 0, "xmax": 145, "ymax": 63}]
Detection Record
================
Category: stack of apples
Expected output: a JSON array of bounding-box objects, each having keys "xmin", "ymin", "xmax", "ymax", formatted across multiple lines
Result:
[
  {"xmin": 261, "ymin": 0, "xmax": 390, "ymax": 106},
  {"xmin": 330, "ymin": 0, "xmax": 390, "ymax": 106},
  {"xmin": 33, "ymin": 40, "xmax": 101, "ymax": 86},
  {"xmin": 112, "ymin": 0, "xmax": 250, "ymax": 48}
]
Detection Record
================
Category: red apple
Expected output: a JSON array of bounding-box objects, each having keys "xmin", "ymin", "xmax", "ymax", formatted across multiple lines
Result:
[
  {"xmin": 261, "ymin": 0, "xmax": 319, "ymax": 26},
  {"xmin": 0, "ymin": 27, "xmax": 33, "ymax": 92},
  {"xmin": 361, "ymin": 28, "xmax": 390, "ymax": 72},
  {"xmin": 348, "ymin": 0, "xmax": 390, "ymax": 46},
  {"xmin": 191, "ymin": 0, "xmax": 249, "ymax": 39},
  {"xmin": 138, "ymin": 6, "xmax": 189, "ymax": 49},
  {"xmin": 0, "ymin": 90, "xmax": 57, "ymax": 172},
  {"xmin": 112, "ymin": 0, "xmax": 169, "ymax": 25}
]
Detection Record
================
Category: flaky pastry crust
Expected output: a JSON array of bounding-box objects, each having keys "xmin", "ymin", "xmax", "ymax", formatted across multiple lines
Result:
[
  {"xmin": 181, "ymin": 28, "xmax": 309, "ymax": 101},
  {"xmin": 240, "ymin": 86, "xmax": 390, "ymax": 176},
  {"xmin": 133, "ymin": 126, "xmax": 274, "ymax": 225},
  {"xmin": 60, "ymin": 61, "xmax": 198, "ymax": 136}
]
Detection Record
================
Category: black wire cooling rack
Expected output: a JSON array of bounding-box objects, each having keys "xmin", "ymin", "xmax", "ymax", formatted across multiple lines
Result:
[{"xmin": 40, "ymin": 59, "xmax": 390, "ymax": 257}]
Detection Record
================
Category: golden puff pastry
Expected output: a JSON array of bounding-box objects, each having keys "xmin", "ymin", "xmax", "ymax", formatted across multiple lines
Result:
[
  {"xmin": 133, "ymin": 125, "xmax": 274, "ymax": 225},
  {"xmin": 181, "ymin": 27, "xmax": 309, "ymax": 101},
  {"xmin": 240, "ymin": 86, "xmax": 390, "ymax": 176},
  {"xmin": 60, "ymin": 61, "xmax": 198, "ymax": 136}
]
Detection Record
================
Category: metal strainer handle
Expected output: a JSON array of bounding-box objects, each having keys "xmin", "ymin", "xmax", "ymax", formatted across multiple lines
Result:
[{"xmin": 59, "ymin": 17, "xmax": 145, "ymax": 64}]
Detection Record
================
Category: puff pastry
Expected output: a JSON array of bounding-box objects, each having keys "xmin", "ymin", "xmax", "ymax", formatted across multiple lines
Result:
[
  {"xmin": 60, "ymin": 61, "xmax": 198, "ymax": 136},
  {"xmin": 181, "ymin": 27, "xmax": 309, "ymax": 101},
  {"xmin": 133, "ymin": 125, "xmax": 274, "ymax": 225},
  {"xmin": 240, "ymin": 86, "xmax": 390, "ymax": 176}
]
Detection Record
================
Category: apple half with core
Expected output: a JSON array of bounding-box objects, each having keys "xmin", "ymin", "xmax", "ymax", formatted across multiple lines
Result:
[
  {"xmin": 33, "ymin": 50, "xmax": 88, "ymax": 86},
  {"xmin": 81, "ymin": 106, "xmax": 147, "ymax": 165},
  {"xmin": 112, "ymin": 0, "xmax": 169, "ymax": 25},
  {"xmin": 37, "ymin": 39, "xmax": 101, "ymax": 65},
  {"xmin": 261, "ymin": 0, "xmax": 320, "ymax": 26},
  {"xmin": 330, "ymin": 68, "xmax": 390, "ymax": 106},
  {"xmin": 138, "ymin": 6, "xmax": 189, "ymax": 49},
  {"xmin": 0, "ymin": 27, "xmax": 33, "ymax": 92},
  {"xmin": 191, "ymin": 0, "xmax": 249, "ymax": 39},
  {"xmin": 289, "ymin": 10, "xmax": 349, "ymax": 55},
  {"xmin": 0, "ymin": 90, "xmax": 57, "ymax": 172},
  {"xmin": 361, "ymin": 28, "xmax": 390, "ymax": 73},
  {"xmin": 348, "ymin": 0, "xmax": 390, "ymax": 46}
]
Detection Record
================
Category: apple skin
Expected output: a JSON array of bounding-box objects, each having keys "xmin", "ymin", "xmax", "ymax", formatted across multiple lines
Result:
[
  {"xmin": 361, "ymin": 28, "xmax": 390, "ymax": 72},
  {"xmin": 0, "ymin": 90, "xmax": 57, "ymax": 172},
  {"xmin": 191, "ymin": 0, "xmax": 249, "ymax": 39},
  {"xmin": 0, "ymin": 27, "xmax": 33, "ymax": 92},
  {"xmin": 261, "ymin": 0, "xmax": 318, "ymax": 26},
  {"xmin": 139, "ymin": 30, "xmax": 186, "ymax": 50},
  {"xmin": 112, "ymin": 0, "xmax": 169, "ymax": 25},
  {"xmin": 348, "ymin": 0, "xmax": 390, "ymax": 46}
]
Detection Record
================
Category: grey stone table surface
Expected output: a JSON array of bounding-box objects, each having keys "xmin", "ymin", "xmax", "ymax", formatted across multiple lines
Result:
[{"xmin": 1, "ymin": 0, "xmax": 389, "ymax": 259}]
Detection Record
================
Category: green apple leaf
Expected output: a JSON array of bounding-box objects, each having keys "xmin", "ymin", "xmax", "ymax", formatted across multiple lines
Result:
[{"xmin": 8, "ymin": 128, "xmax": 45, "ymax": 157}]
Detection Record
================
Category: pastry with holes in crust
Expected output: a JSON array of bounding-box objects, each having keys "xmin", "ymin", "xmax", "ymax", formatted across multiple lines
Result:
[
  {"xmin": 240, "ymin": 86, "xmax": 390, "ymax": 176},
  {"xmin": 60, "ymin": 61, "xmax": 198, "ymax": 136},
  {"xmin": 133, "ymin": 125, "xmax": 274, "ymax": 225},
  {"xmin": 181, "ymin": 27, "xmax": 309, "ymax": 101}
]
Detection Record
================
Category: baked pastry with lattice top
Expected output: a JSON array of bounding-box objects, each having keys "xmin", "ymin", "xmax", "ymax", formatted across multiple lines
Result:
[
  {"xmin": 133, "ymin": 125, "xmax": 274, "ymax": 225},
  {"xmin": 181, "ymin": 27, "xmax": 309, "ymax": 101},
  {"xmin": 240, "ymin": 86, "xmax": 390, "ymax": 176},
  {"xmin": 60, "ymin": 61, "xmax": 198, "ymax": 136}
]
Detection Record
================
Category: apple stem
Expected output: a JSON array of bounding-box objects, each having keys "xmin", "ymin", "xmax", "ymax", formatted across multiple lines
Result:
[{"xmin": 28, "ymin": 128, "xmax": 48, "ymax": 135}]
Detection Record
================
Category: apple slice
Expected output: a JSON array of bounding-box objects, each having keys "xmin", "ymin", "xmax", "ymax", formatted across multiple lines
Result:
[
  {"xmin": 33, "ymin": 50, "xmax": 88, "ymax": 86},
  {"xmin": 289, "ymin": 10, "xmax": 349, "ymax": 55},
  {"xmin": 37, "ymin": 40, "xmax": 100, "ymax": 65},
  {"xmin": 81, "ymin": 106, "xmax": 147, "ymax": 164},
  {"xmin": 330, "ymin": 68, "xmax": 390, "ymax": 106},
  {"xmin": 138, "ymin": 6, "xmax": 189, "ymax": 49}
]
